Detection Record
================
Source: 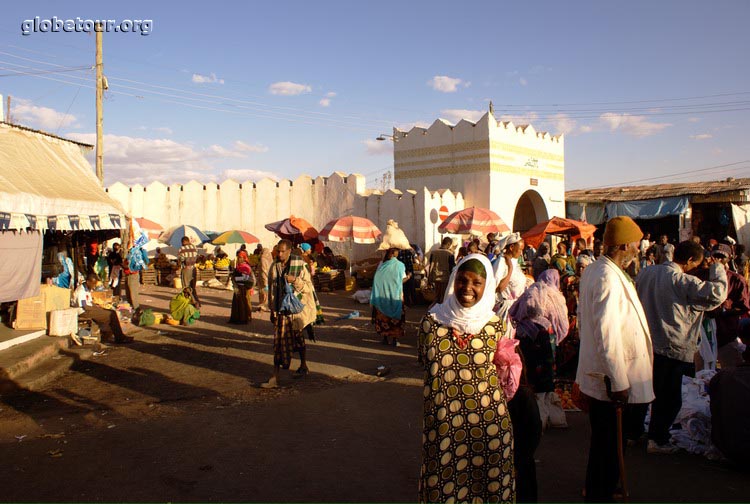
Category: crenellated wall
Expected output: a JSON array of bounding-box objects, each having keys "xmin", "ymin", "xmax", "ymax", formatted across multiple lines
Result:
[
  {"xmin": 393, "ymin": 111, "xmax": 565, "ymax": 232},
  {"xmin": 106, "ymin": 172, "xmax": 467, "ymax": 262}
]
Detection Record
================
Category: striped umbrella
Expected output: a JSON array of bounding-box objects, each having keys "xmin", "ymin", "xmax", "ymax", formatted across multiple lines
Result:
[
  {"xmin": 211, "ymin": 230, "xmax": 260, "ymax": 245},
  {"xmin": 135, "ymin": 217, "xmax": 163, "ymax": 239},
  {"xmin": 319, "ymin": 215, "xmax": 382, "ymax": 244},
  {"xmin": 264, "ymin": 215, "xmax": 319, "ymax": 244},
  {"xmin": 437, "ymin": 207, "xmax": 510, "ymax": 236},
  {"xmin": 159, "ymin": 224, "xmax": 210, "ymax": 247}
]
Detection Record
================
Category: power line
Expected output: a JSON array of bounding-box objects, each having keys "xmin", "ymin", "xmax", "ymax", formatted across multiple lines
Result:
[
  {"xmin": 0, "ymin": 65, "xmax": 91, "ymax": 78},
  {"xmin": 580, "ymin": 160, "xmax": 750, "ymax": 189}
]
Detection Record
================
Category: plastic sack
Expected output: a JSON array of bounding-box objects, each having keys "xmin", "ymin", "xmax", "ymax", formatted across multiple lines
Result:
[
  {"xmin": 139, "ymin": 308, "xmax": 156, "ymax": 326},
  {"xmin": 377, "ymin": 220, "xmax": 411, "ymax": 251},
  {"xmin": 492, "ymin": 338, "xmax": 522, "ymax": 400},
  {"xmin": 351, "ymin": 289, "xmax": 372, "ymax": 304},
  {"xmin": 281, "ymin": 282, "xmax": 305, "ymax": 314}
]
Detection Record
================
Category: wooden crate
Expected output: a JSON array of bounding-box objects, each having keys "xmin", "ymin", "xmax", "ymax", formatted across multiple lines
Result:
[
  {"xmin": 198, "ymin": 269, "xmax": 216, "ymax": 282},
  {"xmin": 141, "ymin": 269, "xmax": 157, "ymax": 285}
]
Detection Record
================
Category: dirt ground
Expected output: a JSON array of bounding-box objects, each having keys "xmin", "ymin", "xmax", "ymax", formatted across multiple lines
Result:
[{"xmin": 0, "ymin": 284, "xmax": 748, "ymax": 502}]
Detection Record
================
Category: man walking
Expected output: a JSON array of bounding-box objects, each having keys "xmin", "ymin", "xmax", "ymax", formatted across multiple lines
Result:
[
  {"xmin": 655, "ymin": 234, "xmax": 674, "ymax": 264},
  {"xmin": 264, "ymin": 239, "xmax": 317, "ymax": 388},
  {"xmin": 636, "ymin": 241, "xmax": 727, "ymax": 453},
  {"xmin": 428, "ymin": 237, "xmax": 456, "ymax": 304},
  {"xmin": 576, "ymin": 216, "xmax": 654, "ymax": 502}
]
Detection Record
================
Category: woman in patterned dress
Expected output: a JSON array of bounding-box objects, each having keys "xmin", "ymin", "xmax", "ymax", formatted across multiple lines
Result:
[{"xmin": 419, "ymin": 254, "xmax": 515, "ymax": 503}]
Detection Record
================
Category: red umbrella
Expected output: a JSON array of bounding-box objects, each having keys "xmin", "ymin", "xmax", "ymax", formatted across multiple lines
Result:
[
  {"xmin": 135, "ymin": 217, "xmax": 164, "ymax": 239},
  {"xmin": 319, "ymin": 215, "xmax": 382, "ymax": 244},
  {"xmin": 437, "ymin": 207, "xmax": 510, "ymax": 236},
  {"xmin": 265, "ymin": 215, "xmax": 319, "ymax": 244},
  {"xmin": 521, "ymin": 216, "xmax": 597, "ymax": 248}
]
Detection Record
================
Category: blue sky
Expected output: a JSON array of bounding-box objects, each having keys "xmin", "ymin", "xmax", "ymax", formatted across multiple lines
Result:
[{"xmin": 1, "ymin": 0, "xmax": 748, "ymax": 189}]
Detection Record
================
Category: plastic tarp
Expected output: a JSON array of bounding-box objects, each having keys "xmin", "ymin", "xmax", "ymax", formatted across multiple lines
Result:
[
  {"xmin": 565, "ymin": 202, "xmax": 606, "ymax": 226},
  {"xmin": 606, "ymin": 196, "xmax": 689, "ymax": 220},
  {"xmin": 731, "ymin": 203, "xmax": 750, "ymax": 252},
  {"xmin": 0, "ymin": 124, "xmax": 125, "ymax": 231},
  {"xmin": 0, "ymin": 230, "xmax": 43, "ymax": 303}
]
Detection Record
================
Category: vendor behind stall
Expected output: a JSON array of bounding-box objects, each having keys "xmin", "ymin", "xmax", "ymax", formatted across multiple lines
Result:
[{"xmin": 74, "ymin": 273, "xmax": 133, "ymax": 344}]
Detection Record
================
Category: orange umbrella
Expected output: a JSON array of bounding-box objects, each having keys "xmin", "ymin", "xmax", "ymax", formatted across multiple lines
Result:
[{"xmin": 521, "ymin": 216, "xmax": 598, "ymax": 248}]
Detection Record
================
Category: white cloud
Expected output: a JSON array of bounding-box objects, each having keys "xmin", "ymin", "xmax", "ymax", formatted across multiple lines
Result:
[
  {"xmin": 428, "ymin": 75, "xmax": 468, "ymax": 93},
  {"xmin": 364, "ymin": 139, "xmax": 392, "ymax": 156},
  {"xmin": 205, "ymin": 144, "xmax": 246, "ymax": 158},
  {"xmin": 519, "ymin": 77, "xmax": 528, "ymax": 86},
  {"xmin": 688, "ymin": 117, "xmax": 700, "ymax": 123},
  {"xmin": 440, "ymin": 109, "xmax": 485, "ymax": 123},
  {"xmin": 233, "ymin": 140, "xmax": 268, "ymax": 153},
  {"xmin": 498, "ymin": 111, "xmax": 540, "ymax": 125},
  {"xmin": 546, "ymin": 113, "xmax": 577, "ymax": 135},
  {"xmin": 221, "ymin": 169, "xmax": 278, "ymax": 181},
  {"xmin": 318, "ymin": 91, "xmax": 337, "ymax": 107},
  {"xmin": 269, "ymin": 81, "xmax": 312, "ymax": 96},
  {"xmin": 397, "ymin": 120, "xmax": 431, "ymax": 131},
  {"xmin": 690, "ymin": 133, "xmax": 713, "ymax": 140},
  {"xmin": 13, "ymin": 98, "xmax": 77, "ymax": 131},
  {"xmin": 599, "ymin": 113, "xmax": 672, "ymax": 137},
  {"xmin": 66, "ymin": 133, "xmax": 271, "ymax": 185},
  {"xmin": 192, "ymin": 72, "xmax": 225, "ymax": 84},
  {"xmin": 579, "ymin": 125, "xmax": 593, "ymax": 133}
]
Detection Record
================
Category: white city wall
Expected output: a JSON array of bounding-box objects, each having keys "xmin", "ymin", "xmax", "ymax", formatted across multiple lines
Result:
[{"xmin": 106, "ymin": 172, "xmax": 464, "ymax": 262}]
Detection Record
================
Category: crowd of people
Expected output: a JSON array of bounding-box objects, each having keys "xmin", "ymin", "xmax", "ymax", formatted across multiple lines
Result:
[
  {"xmin": 59, "ymin": 221, "xmax": 750, "ymax": 503},
  {"xmin": 411, "ymin": 219, "xmax": 749, "ymax": 503}
]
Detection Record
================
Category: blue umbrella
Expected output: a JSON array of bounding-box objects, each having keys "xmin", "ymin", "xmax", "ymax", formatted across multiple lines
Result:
[{"xmin": 159, "ymin": 225, "xmax": 210, "ymax": 248}]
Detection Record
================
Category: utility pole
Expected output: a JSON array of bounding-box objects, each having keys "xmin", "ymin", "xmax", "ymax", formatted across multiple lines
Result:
[
  {"xmin": 95, "ymin": 21, "xmax": 104, "ymax": 185},
  {"xmin": 6, "ymin": 95, "xmax": 11, "ymax": 124}
]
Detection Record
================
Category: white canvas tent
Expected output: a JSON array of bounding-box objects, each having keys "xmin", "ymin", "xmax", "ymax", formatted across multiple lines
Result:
[
  {"xmin": 0, "ymin": 123, "xmax": 125, "ymax": 231},
  {"xmin": 0, "ymin": 123, "xmax": 125, "ymax": 303}
]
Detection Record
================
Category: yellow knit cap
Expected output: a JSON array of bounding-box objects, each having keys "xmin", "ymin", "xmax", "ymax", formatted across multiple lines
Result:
[{"xmin": 603, "ymin": 216, "xmax": 643, "ymax": 246}]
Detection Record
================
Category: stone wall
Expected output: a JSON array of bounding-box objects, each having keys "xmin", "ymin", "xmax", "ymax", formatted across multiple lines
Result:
[{"xmin": 106, "ymin": 171, "xmax": 466, "ymax": 262}]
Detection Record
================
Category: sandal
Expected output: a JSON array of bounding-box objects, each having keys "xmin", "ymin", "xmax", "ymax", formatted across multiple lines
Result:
[{"xmin": 292, "ymin": 367, "xmax": 309, "ymax": 379}]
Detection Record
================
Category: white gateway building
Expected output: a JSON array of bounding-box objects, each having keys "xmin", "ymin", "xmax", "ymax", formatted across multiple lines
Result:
[{"xmin": 393, "ymin": 111, "xmax": 565, "ymax": 234}]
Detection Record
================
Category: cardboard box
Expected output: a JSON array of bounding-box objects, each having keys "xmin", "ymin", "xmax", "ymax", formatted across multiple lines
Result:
[
  {"xmin": 14, "ymin": 295, "xmax": 47, "ymax": 330},
  {"xmin": 48, "ymin": 308, "xmax": 79, "ymax": 336},
  {"xmin": 41, "ymin": 285, "xmax": 72, "ymax": 312}
]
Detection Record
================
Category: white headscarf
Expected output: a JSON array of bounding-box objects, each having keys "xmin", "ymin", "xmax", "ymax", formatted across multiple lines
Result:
[{"xmin": 429, "ymin": 253, "xmax": 498, "ymax": 335}]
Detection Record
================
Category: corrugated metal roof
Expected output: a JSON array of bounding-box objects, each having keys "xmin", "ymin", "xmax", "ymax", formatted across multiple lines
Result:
[{"xmin": 566, "ymin": 177, "xmax": 750, "ymax": 203}]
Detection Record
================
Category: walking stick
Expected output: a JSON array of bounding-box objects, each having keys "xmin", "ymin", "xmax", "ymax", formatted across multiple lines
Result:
[
  {"xmin": 615, "ymin": 404, "xmax": 629, "ymax": 502},
  {"xmin": 588, "ymin": 372, "xmax": 630, "ymax": 502}
]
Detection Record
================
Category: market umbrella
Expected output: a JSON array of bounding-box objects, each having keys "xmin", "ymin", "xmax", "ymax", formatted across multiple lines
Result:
[
  {"xmin": 264, "ymin": 215, "xmax": 319, "ymax": 244},
  {"xmin": 159, "ymin": 224, "xmax": 210, "ymax": 248},
  {"xmin": 521, "ymin": 216, "xmax": 598, "ymax": 249},
  {"xmin": 319, "ymin": 215, "xmax": 382, "ymax": 244},
  {"xmin": 437, "ymin": 206, "xmax": 510, "ymax": 236},
  {"xmin": 211, "ymin": 230, "xmax": 260, "ymax": 245},
  {"xmin": 135, "ymin": 217, "xmax": 164, "ymax": 239}
]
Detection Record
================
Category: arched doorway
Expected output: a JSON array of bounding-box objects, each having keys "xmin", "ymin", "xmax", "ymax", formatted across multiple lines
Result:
[{"xmin": 513, "ymin": 190, "xmax": 549, "ymax": 232}]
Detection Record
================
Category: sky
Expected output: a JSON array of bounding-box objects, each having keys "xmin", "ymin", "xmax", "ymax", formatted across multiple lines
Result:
[{"xmin": 1, "ymin": 0, "xmax": 748, "ymax": 190}]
